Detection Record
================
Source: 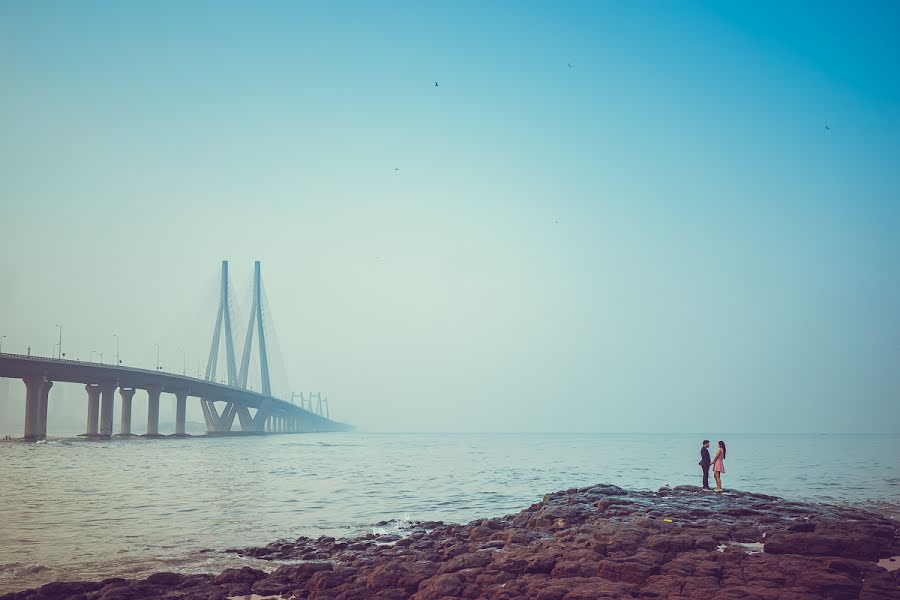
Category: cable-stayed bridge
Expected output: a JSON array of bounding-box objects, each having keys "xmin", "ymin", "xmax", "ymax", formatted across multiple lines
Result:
[{"xmin": 0, "ymin": 261, "xmax": 352, "ymax": 439}]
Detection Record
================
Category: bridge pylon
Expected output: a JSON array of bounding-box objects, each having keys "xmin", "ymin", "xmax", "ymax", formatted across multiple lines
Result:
[
  {"xmin": 205, "ymin": 260, "xmax": 238, "ymax": 386},
  {"xmin": 238, "ymin": 260, "xmax": 272, "ymax": 396},
  {"xmin": 201, "ymin": 260, "xmax": 252, "ymax": 432},
  {"xmin": 228, "ymin": 260, "xmax": 273, "ymax": 432},
  {"xmin": 202, "ymin": 260, "xmax": 274, "ymax": 433}
]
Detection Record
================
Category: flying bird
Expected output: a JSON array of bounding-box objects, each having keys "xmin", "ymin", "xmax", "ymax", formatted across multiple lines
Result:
[
  {"xmin": 434, "ymin": 81, "xmax": 439, "ymax": 87},
  {"xmin": 825, "ymin": 124, "xmax": 830, "ymax": 131},
  {"xmin": 567, "ymin": 63, "xmax": 574, "ymax": 69}
]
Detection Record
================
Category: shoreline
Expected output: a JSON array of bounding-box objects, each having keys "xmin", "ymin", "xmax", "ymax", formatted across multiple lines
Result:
[{"xmin": 2, "ymin": 484, "xmax": 898, "ymax": 599}]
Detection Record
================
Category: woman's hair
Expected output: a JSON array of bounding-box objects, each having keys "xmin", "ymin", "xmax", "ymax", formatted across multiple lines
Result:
[{"xmin": 718, "ymin": 440, "xmax": 726, "ymax": 459}]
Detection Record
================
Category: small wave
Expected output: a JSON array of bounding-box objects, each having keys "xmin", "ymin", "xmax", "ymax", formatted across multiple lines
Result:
[
  {"xmin": 370, "ymin": 515, "xmax": 416, "ymax": 537},
  {"xmin": 279, "ymin": 441, "xmax": 360, "ymax": 448},
  {"xmin": 0, "ymin": 562, "xmax": 50, "ymax": 576},
  {"xmin": 857, "ymin": 499, "xmax": 900, "ymax": 521}
]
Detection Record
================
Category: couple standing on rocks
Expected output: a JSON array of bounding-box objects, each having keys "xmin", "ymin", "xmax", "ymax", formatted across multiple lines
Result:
[{"xmin": 699, "ymin": 439, "xmax": 726, "ymax": 492}]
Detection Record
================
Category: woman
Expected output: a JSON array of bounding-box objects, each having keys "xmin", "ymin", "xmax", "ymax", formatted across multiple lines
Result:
[{"xmin": 712, "ymin": 440, "xmax": 726, "ymax": 492}]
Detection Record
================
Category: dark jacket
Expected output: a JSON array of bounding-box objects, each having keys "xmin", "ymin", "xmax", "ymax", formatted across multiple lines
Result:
[{"xmin": 700, "ymin": 447, "xmax": 711, "ymax": 467}]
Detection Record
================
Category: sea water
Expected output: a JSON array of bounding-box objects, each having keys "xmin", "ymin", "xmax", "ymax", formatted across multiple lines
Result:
[{"xmin": 1, "ymin": 432, "xmax": 898, "ymax": 592}]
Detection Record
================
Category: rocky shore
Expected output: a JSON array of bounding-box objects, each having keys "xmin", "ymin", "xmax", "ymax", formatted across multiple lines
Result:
[{"xmin": 3, "ymin": 484, "xmax": 898, "ymax": 599}]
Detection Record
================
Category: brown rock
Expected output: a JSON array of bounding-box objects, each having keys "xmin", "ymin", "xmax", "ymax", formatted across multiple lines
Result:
[
  {"xmin": 596, "ymin": 550, "xmax": 663, "ymax": 584},
  {"xmin": 764, "ymin": 532, "xmax": 882, "ymax": 560},
  {"xmin": 212, "ymin": 567, "xmax": 268, "ymax": 585},
  {"xmin": 415, "ymin": 573, "xmax": 463, "ymax": 599},
  {"xmin": 438, "ymin": 551, "xmax": 493, "ymax": 573}
]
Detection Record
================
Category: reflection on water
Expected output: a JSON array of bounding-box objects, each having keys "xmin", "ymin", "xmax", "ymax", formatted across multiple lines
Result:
[{"xmin": 1, "ymin": 432, "xmax": 898, "ymax": 592}]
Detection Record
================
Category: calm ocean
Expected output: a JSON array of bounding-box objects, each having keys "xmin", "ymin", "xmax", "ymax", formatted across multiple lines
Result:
[{"xmin": 1, "ymin": 432, "xmax": 898, "ymax": 593}]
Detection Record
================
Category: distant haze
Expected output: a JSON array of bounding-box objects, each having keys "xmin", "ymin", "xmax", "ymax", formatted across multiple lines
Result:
[{"xmin": 1, "ymin": 2, "xmax": 898, "ymax": 434}]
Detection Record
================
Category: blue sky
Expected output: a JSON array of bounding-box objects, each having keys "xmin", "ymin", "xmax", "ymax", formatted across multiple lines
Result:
[{"xmin": 1, "ymin": 1, "xmax": 898, "ymax": 433}]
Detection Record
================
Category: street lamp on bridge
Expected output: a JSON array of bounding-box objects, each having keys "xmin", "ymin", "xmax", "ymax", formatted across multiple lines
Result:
[
  {"xmin": 1, "ymin": 335, "xmax": 7, "ymax": 353},
  {"xmin": 56, "ymin": 324, "xmax": 62, "ymax": 360},
  {"xmin": 113, "ymin": 334, "xmax": 120, "ymax": 365}
]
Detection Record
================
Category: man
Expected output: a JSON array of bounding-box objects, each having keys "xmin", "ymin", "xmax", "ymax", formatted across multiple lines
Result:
[{"xmin": 699, "ymin": 440, "xmax": 712, "ymax": 490}]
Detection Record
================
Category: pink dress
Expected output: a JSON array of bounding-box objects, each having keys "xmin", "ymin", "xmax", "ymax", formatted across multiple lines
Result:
[{"xmin": 713, "ymin": 453, "xmax": 725, "ymax": 473}]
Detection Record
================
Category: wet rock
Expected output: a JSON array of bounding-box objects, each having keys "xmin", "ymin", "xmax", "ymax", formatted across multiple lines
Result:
[
  {"xmin": 211, "ymin": 566, "xmax": 267, "ymax": 585},
  {"xmin": 36, "ymin": 581, "xmax": 104, "ymax": 598},
  {"xmin": 250, "ymin": 575, "xmax": 292, "ymax": 596},
  {"xmin": 144, "ymin": 572, "xmax": 183, "ymax": 586}
]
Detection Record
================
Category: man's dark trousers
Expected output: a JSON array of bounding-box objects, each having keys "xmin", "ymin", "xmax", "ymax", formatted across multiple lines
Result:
[{"xmin": 700, "ymin": 446, "xmax": 711, "ymax": 489}]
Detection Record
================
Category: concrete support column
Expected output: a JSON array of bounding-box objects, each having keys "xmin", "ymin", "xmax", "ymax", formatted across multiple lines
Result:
[
  {"xmin": 23, "ymin": 375, "xmax": 43, "ymax": 439},
  {"xmin": 200, "ymin": 399, "xmax": 216, "ymax": 432},
  {"xmin": 146, "ymin": 385, "xmax": 161, "ymax": 436},
  {"xmin": 119, "ymin": 388, "xmax": 136, "ymax": 435},
  {"xmin": 99, "ymin": 382, "xmax": 116, "ymax": 437},
  {"xmin": 85, "ymin": 384, "xmax": 101, "ymax": 436},
  {"xmin": 37, "ymin": 379, "xmax": 52, "ymax": 439},
  {"xmin": 174, "ymin": 391, "xmax": 187, "ymax": 435},
  {"xmin": 222, "ymin": 402, "xmax": 238, "ymax": 432}
]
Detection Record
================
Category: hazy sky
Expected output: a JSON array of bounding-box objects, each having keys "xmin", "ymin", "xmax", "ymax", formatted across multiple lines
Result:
[{"xmin": 1, "ymin": 1, "xmax": 898, "ymax": 433}]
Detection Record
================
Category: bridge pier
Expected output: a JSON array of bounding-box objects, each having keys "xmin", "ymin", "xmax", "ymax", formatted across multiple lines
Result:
[
  {"xmin": 221, "ymin": 403, "xmax": 238, "ymax": 431},
  {"xmin": 146, "ymin": 385, "xmax": 161, "ymax": 436},
  {"xmin": 37, "ymin": 380, "xmax": 52, "ymax": 439},
  {"xmin": 99, "ymin": 382, "xmax": 116, "ymax": 437},
  {"xmin": 23, "ymin": 375, "xmax": 44, "ymax": 440},
  {"xmin": 85, "ymin": 384, "xmax": 101, "ymax": 436},
  {"xmin": 174, "ymin": 391, "xmax": 187, "ymax": 435},
  {"xmin": 200, "ymin": 399, "xmax": 216, "ymax": 432},
  {"xmin": 118, "ymin": 388, "xmax": 136, "ymax": 435}
]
